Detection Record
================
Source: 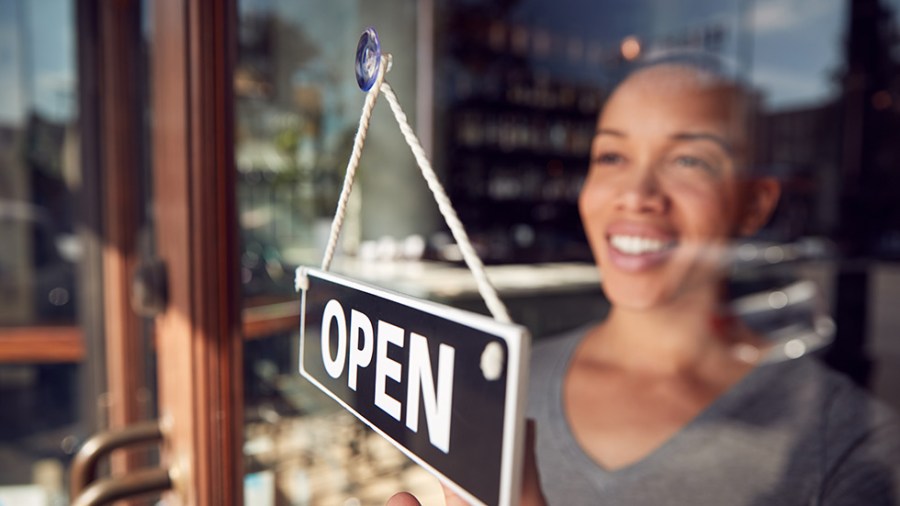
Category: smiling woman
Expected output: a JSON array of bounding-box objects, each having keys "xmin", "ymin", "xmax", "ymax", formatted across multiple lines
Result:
[
  {"xmin": 580, "ymin": 62, "xmax": 780, "ymax": 312},
  {"xmin": 523, "ymin": 58, "xmax": 900, "ymax": 505},
  {"xmin": 383, "ymin": 52, "xmax": 900, "ymax": 506}
]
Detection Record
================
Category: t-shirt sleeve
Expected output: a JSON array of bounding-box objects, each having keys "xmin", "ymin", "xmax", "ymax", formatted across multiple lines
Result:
[{"xmin": 820, "ymin": 415, "xmax": 900, "ymax": 505}]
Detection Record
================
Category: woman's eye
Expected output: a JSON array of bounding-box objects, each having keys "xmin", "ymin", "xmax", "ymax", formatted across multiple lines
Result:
[
  {"xmin": 672, "ymin": 155, "xmax": 716, "ymax": 173},
  {"xmin": 593, "ymin": 152, "xmax": 625, "ymax": 166}
]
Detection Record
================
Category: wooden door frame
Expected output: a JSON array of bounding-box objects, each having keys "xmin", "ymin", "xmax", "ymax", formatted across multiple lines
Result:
[
  {"xmin": 95, "ymin": 0, "xmax": 147, "ymax": 471},
  {"xmin": 151, "ymin": 1, "xmax": 243, "ymax": 504}
]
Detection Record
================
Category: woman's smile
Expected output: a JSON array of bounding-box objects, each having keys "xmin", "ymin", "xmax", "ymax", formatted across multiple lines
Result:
[{"xmin": 606, "ymin": 221, "xmax": 678, "ymax": 272}]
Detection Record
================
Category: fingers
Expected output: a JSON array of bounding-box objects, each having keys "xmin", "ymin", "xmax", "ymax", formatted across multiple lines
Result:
[
  {"xmin": 388, "ymin": 421, "xmax": 547, "ymax": 506},
  {"xmin": 386, "ymin": 492, "xmax": 422, "ymax": 506},
  {"xmin": 389, "ymin": 486, "xmax": 471, "ymax": 506},
  {"xmin": 442, "ymin": 483, "xmax": 474, "ymax": 506}
]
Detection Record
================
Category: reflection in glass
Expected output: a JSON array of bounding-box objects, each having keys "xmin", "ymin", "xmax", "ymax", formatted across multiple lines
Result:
[
  {"xmin": 0, "ymin": 0, "xmax": 80, "ymax": 326},
  {"xmin": 234, "ymin": 0, "xmax": 900, "ymax": 503},
  {"xmin": 237, "ymin": 1, "xmax": 445, "ymax": 504},
  {"xmin": 0, "ymin": 0, "xmax": 84, "ymax": 503}
]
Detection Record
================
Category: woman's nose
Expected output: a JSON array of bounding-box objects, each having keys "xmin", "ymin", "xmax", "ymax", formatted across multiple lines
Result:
[{"xmin": 615, "ymin": 166, "xmax": 668, "ymax": 214}]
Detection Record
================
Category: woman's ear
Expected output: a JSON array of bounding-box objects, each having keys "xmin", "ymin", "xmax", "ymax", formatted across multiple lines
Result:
[{"xmin": 737, "ymin": 177, "xmax": 781, "ymax": 237}]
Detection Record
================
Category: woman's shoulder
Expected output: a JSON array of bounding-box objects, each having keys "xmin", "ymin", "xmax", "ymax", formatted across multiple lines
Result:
[
  {"xmin": 693, "ymin": 355, "xmax": 900, "ymax": 502},
  {"xmin": 751, "ymin": 355, "xmax": 900, "ymax": 475},
  {"xmin": 526, "ymin": 324, "xmax": 595, "ymax": 420},
  {"xmin": 749, "ymin": 355, "xmax": 899, "ymax": 429},
  {"xmin": 777, "ymin": 356, "xmax": 898, "ymax": 424},
  {"xmin": 807, "ymin": 357, "xmax": 900, "ymax": 449},
  {"xmin": 529, "ymin": 324, "xmax": 595, "ymax": 372},
  {"xmin": 793, "ymin": 358, "xmax": 900, "ymax": 502}
]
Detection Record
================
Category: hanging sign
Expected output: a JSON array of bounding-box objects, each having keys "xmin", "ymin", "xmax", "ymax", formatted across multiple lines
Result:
[{"xmin": 297, "ymin": 267, "xmax": 530, "ymax": 506}]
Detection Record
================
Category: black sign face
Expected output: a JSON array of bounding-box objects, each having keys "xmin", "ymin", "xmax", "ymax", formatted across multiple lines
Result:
[{"xmin": 297, "ymin": 267, "xmax": 530, "ymax": 506}]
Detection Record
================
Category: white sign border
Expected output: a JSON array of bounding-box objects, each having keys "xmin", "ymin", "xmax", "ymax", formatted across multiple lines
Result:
[{"xmin": 297, "ymin": 266, "xmax": 530, "ymax": 506}]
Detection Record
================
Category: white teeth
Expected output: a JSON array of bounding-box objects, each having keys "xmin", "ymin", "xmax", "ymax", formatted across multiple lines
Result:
[{"xmin": 609, "ymin": 235, "xmax": 674, "ymax": 255}]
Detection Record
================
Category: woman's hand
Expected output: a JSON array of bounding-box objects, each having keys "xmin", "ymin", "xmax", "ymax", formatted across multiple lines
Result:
[
  {"xmin": 386, "ymin": 421, "xmax": 546, "ymax": 506},
  {"xmin": 386, "ymin": 487, "xmax": 471, "ymax": 506}
]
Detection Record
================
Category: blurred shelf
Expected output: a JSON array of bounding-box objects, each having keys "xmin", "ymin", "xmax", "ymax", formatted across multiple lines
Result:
[
  {"xmin": 239, "ymin": 261, "xmax": 604, "ymax": 339},
  {"xmin": 243, "ymin": 298, "xmax": 300, "ymax": 340},
  {"xmin": 0, "ymin": 326, "xmax": 85, "ymax": 363}
]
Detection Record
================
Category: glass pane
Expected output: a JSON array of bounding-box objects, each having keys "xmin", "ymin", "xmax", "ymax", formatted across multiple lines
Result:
[
  {"xmin": 237, "ymin": 1, "xmax": 444, "ymax": 505},
  {"xmin": 743, "ymin": 0, "xmax": 900, "ymax": 404},
  {"xmin": 0, "ymin": 0, "xmax": 79, "ymax": 328},
  {"xmin": 0, "ymin": 0, "xmax": 84, "ymax": 503},
  {"xmin": 0, "ymin": 1, "xmax": 158, "ymax": 504},
  {"xmin": 441, "ymin": 0, "xmax": 744, "ymax": 264},
  {"xmin": 239, "ymin": 0, "xmax": 900, "ymax": 504}
]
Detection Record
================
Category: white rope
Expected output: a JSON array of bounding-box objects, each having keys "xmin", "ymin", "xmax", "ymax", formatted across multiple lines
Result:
[
  {"xmin": 319, "ymin": 55, "xmax": 512, "ymax": 324},
  {"xmin": 379, "ymin": 82, "xmax": 512, "ymax": 324},
  {"xmin": 320, "ymin": 54, "xmax": 389, "ymax": 271}
]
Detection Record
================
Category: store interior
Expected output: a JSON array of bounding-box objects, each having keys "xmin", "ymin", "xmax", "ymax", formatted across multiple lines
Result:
[{"xmin": 2, "ymin": 0, "xmax": 900, "ymax": 504}]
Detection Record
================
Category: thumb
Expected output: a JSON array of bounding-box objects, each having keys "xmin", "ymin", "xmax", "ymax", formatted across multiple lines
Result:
[
  {"xmin": 386, "ymin": 492, "xmax": 422, "ymax": 506},
  {"xmin": 442, "ymin": 483, "xmax": 475, "ymax": 506}
]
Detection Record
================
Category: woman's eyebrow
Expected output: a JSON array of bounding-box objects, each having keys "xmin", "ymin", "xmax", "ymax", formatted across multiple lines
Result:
[
  {"xmin": 595, "ymin": 128, "xmax": 625, "ymax": 137},
  {"xmin": 670, "ymin": 132, "xmax": 734, "ymax": 154}
]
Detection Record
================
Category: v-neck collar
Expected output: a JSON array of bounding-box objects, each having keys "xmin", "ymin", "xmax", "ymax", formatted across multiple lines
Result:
[{"xmin": 541, "ymin": 327, "xmax": 787, "ymax": 485}]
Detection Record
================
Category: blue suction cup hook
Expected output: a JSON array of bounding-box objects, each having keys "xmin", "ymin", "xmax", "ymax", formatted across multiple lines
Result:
[{"xmin": 355, "ymin": 27, "xmax": 382, "ymax": 92}]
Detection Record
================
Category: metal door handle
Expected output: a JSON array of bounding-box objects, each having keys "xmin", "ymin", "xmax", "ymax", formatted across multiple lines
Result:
[
  {"xmin": 71, "ymin": 468, "xmax": 172, "ymax": 506},
  {"xmin": 70, "ymin": 420, "xmax": 172, "ymax": 506}
]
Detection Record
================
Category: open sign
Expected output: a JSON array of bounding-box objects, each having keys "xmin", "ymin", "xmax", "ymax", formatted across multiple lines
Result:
[{"xmin": 297, "ymin": 267, "xmax": 530, "ymax": 506}]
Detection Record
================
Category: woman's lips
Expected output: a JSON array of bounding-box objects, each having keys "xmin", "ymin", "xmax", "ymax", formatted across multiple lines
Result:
[
  {"xmin": 609, "ymin": 235, "xmax": 674, "ymax": 255},
  {"xmin": 605, "ymin": 223, "xmax": 677, "ymax": 272}
]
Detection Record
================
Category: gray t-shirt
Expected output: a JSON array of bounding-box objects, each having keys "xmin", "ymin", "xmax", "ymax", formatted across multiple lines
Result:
[{"xmin": 527, "ymin": 326, "xmax": 900, "ymax": 505}]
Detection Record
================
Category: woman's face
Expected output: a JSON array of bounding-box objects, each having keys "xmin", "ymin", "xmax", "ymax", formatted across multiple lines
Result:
[{"xmin": 580, "ymin": 65, "xmax": 768, "ymax": 311}]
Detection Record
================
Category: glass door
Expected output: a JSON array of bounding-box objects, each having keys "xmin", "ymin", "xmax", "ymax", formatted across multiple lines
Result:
[
  {"xmin": 0, "ymin": 1, "xmax": 100, "ymax": 504},
  {"xmin": 233, "ymin": 1, "xmax": 449, "ymax": 505},
  {"xmin": 15, "ymin": 1, "xmax": 900, "ymax": 505},
  {"xmin": 65, "ymin": 0, "xmax": 245, "ymax": 503},
  {"xmin": 0, "ymin": 0, "xmax": 159, "ymax": 504}
]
